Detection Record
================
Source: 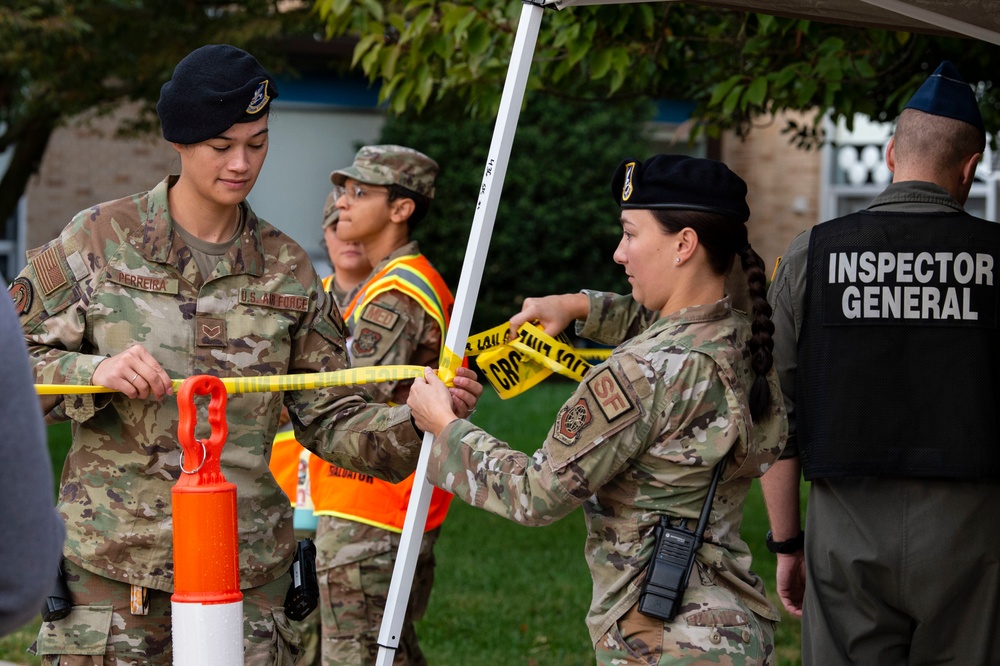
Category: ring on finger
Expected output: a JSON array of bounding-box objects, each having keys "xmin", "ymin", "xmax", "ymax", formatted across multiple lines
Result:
[{"xmin": 129, "ymin": 372, "xmax": 138, "ymax": 384}]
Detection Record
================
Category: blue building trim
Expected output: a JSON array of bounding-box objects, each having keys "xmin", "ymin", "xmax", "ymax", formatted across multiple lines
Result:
[
  {"xmin": 273, "ymin": 73, "xmax": 384, "ymax": 110},
  {"xmin": 654, "ymin": 99, "xmax": 696, "ymax": 124}
]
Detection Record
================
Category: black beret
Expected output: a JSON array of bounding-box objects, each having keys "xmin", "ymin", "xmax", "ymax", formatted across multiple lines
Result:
[
  {"xmin": 904, "ymin": 60, "xmax": 985, "ymax": 137},
  {"xmin": 610, "ymin": 155, "xmax": 750, "ymax": 223},
  {"xmin": 157, "ymin": 44, "xmax": 279, "ymax": 145}
]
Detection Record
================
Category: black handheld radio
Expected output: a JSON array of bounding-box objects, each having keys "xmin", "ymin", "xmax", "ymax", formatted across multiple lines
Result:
[
  {"xmin": 284, "ymin": 538, "xmax": 320, "ymax": 621},
  {"xmin": 41, "ymin": 559, "xmax": 73, "ymax": 623},
  {"xmin": 637, "ymin": 463, "xmax": 724, "ymax": 622}
]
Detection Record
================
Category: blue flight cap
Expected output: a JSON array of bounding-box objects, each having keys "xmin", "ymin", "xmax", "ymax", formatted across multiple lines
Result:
[{"xmin": 904, "ymin": 61, "xmax": 984, "ymax": 137}]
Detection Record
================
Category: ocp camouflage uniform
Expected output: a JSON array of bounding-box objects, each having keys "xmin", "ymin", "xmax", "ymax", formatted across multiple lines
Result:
[
  {"xmin": 314, "ymin": 240, "xmax": 448, "ymax": 666},
  {"xmin": 14, "ymin": 177, "xmax": 421, "ymax": 665},
  {"xmin": 425, "ymin": 296, "xmax": 787, "ymax": 665}
]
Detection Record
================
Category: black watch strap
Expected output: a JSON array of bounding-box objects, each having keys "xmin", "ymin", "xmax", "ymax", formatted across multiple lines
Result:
[{"xmin": 765, "ymin": 529, "xmax": 805, "ymax": 554}]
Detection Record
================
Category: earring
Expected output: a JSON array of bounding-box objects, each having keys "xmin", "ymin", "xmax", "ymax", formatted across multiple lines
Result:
[{"xmin": 675, "ymin": 257, "xmax": 680, "ymax": 263}]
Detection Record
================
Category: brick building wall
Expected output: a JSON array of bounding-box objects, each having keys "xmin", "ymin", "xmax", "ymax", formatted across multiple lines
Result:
[
  {"xmin": 722, "ymin": 110, "xmax": 823, "ymax": 277},
  {"xmin": 25, "ymin": 104, "xmax": 176, "ymax": 250}
]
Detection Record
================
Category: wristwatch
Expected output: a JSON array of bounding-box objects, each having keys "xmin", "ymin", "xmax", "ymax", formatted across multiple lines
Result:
[{"xmin": 765, "ymin": 530, "xmax": 805, "ymax": 554}]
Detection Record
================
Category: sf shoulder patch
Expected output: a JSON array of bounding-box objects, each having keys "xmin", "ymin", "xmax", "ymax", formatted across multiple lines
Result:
[
  {"xmin": 353, "ymin": 328, "xmax": 382, "ymax": 357},
  {"xmin": 586, "ymin": 366, "xmax": 635, "ymax": 422},
  {"xmin": 553, "ymin": 398, "xmax": 593, "ymax": 445},
  {"xmin": 9, "ymin": 277, "xmax": 33, "ymax": 316}
]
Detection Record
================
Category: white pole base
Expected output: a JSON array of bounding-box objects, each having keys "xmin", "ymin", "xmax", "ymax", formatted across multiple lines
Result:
[{"xmin": 172, "ymin": 600, "xmax": 244, "ymax": 666}]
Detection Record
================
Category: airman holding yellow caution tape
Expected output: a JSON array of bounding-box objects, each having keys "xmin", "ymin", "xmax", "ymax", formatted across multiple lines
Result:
[
  {"xmin": 12, "ymin": 46, "xmax": 481, "ymax": 666},
  {"xmin": 311, "ymin": 145, "xmax": 454, "ymax": 666},
  {"xmin": 409, "ymin": 154, "xmax": 787, "ymax": 665}
]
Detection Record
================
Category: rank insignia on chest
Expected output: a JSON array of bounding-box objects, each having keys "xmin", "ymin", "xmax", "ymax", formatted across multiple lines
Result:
[
  {"xmin": 196, "ymin": 316, "xmax": 226, "ymax": 347},
  {"xmin": 554, "ymin": 398, "xmax": 593, "ymax": 445},
  {"xmin": 353, "ymin": 328, "xmax": 381, "ymax": 357}
]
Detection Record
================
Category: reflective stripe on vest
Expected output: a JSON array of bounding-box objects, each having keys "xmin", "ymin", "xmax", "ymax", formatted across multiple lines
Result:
[
  {"xmin": 342, "ymin": 254, "xmax": 454, "ymax": 338},
  {"xmin": 311, "ymin": 252, "xmax": 454, "ymax": 532}
]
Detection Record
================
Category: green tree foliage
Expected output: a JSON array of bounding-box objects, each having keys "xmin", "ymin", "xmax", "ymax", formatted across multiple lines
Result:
[
  {"xmin": 0, "ymin": 0, "xmax": 312, "ymax": 233},
  {"xmin": 380, "ymin": 94, "xmax": 648, "ymax": 330},
  {"xmin": 315, "ymin": 0, "xmax": 1000, "ymax": 145}
]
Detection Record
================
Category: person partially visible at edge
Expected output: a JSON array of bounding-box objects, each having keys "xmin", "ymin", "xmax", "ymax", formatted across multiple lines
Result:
[
  {"xmin": 760, "ymin": 60, "xmax": 1000, "ymax": 665},
  {"xmin": 0, "ymin": 289, "xmax": 64, "ymax": 637},
  {"xmin": 12, "ymin": 44, "xmax": 480, "ymax": 666},
  {"xmin": 309, "ymin": 145, "xmax": 455, "ymax": 666},
  {"xmin": 407, "ymin": 155, "xmax": 788, "ymax": 665},
  {"xmin": 269, "ymin": 186, "xmax": 373, "ymax": 666}
]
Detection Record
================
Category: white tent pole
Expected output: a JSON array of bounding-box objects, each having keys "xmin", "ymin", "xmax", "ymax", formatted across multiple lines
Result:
[
  {"xmin": 858, "ymin": 0, "xmax": 1000, "ymax": 45},
  {"xmin": 374, "ymin": 3, "xmax": 545, "ymax": 664}
]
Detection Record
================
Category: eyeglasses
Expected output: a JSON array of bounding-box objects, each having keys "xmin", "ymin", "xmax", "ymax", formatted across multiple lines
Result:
[{"xmin": 341, "ymin": 183, "xmax": 389, "ymax": 205}]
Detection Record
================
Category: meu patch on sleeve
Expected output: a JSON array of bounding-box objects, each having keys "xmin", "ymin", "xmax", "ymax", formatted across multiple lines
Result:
[
  {"xmin": 586, "ymin": 366, "xmax": 635, "ymax": 422},
  {"xmin": 360, "ymin": 303, "xmax": 400, "ymax": 330}
]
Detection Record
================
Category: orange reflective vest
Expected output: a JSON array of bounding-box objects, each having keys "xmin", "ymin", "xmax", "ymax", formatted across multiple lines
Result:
[
  {"xmin": 310, "ymin": 253, "xmax": 454, "ymax": 533},
  {"xmin": 268, "ymin": 428, "xmax": 318, "ymax": 531}
]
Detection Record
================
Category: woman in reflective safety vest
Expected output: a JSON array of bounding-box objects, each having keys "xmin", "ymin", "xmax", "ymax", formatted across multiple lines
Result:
[{"xmin": 309, "ymin": 251, "xmax": 454, "ymax": 533}]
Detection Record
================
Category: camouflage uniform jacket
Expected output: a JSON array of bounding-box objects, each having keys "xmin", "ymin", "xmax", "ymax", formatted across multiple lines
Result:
[
  {"xmin": 425, "ymin": 297, "xmax": 786, "ymax": 644},
  {"xmin": 14, "ymin": 176, "xmax": 420, "ymax": 593},
  {"xmin": 345, "ymin": 241, "xmax": 443, "ymax": 404}
]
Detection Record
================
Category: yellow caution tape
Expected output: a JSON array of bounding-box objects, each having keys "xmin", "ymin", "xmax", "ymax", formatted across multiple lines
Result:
[
  {"xmin": 470, "ymin": 322, "xmax": 613, "ymax": 399},
  {"xmin": 35, "ymin": 330, "xmax": 612, "ymax": 399},
  {"xmin": 476, "ymin": 344, "xmax": 552, "ymax": 400},
  {"xmin": 464, "ymin": 322, "xmax": 511, "ymax": 357},
  {"xmin": 35, "ymin": 365, "xmax": 427, "ymax": 396},
  {"xmin": 436, "ymin": 346, "xmax": 463, "ymax": 384}
]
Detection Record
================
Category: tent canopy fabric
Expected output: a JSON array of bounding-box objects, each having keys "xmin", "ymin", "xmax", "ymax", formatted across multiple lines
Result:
[{"xmin": 545, "ymin": 0, "xmax": 1000, "ymax": 46}]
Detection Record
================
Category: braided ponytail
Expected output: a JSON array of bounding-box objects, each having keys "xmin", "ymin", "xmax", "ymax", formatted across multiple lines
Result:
[{"xmin": 738, "ymin": 244, "xmax": 775, "ymax": 422}]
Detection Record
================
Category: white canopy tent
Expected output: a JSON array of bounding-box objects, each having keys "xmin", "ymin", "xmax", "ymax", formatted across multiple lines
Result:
[
  {"xmin": 551, "ymin": 0, "xmax": 1000, "ymax": 45},
  {"xmin": 374, "ymin": 2, "xmax": 999, "ymax": 663}
]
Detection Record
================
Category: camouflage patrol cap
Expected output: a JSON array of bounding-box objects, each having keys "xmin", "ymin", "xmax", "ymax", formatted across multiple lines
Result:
[
  {"xmin": 157, "ymin": 44, "xmax": 278, "ymax": 145},
  {"xmin": 330, "ymin": 145, "xmax": 439, "ymax": 199},
  {"xmin": 322, "ymin": 187, "xmax": 342, "ymax": 229}
]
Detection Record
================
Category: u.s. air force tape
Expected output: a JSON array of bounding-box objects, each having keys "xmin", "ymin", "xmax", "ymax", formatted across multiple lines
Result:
[
  {"xmin": 34, "ymin": 366, "xmax": 428, "ymax": 395},
  {"xmin": 469, "ymin": 322, "xmax": 612, "ymax": 399}
]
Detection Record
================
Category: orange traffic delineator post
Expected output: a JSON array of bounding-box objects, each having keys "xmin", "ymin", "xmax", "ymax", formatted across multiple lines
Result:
[{"xmin": 171, "ymin": 375, "xmax": 243, "ymax": 665}]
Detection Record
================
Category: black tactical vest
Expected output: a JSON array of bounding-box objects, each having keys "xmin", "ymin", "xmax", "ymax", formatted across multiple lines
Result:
[{"xmin": 799, "ymin": 209, "xmax": 1000, "ymax": 479}]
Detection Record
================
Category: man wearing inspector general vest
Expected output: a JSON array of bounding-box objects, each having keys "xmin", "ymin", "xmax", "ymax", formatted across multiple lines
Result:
[{"xmin": 761, "ymin": 61, "xmax": 1000, "ymax": 664}]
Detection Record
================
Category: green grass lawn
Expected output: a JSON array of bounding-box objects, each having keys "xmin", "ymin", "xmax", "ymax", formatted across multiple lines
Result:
[{"xmin": 1, "ymin": 384, "xmax": 804, "ymax": 665}]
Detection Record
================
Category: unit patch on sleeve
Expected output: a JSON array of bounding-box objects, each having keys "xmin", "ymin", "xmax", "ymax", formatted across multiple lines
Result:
[
  {"xmin": 360, "ymin": 303, "xmax": 400, "ymax": 330},
  {"xmin": 9, "ymin": 278, "xmax": 33, "ymax": 316},
  {"xmin": 586, "ymin": 366, "xmax": 635, "ymax": 422},
  {"xmin": 553, "ymin": 398, "xmax": 593, "ymax": 445},
  {"xmin": 353, "ymin": 328, "xmax": 382, "ymax": 357}
]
